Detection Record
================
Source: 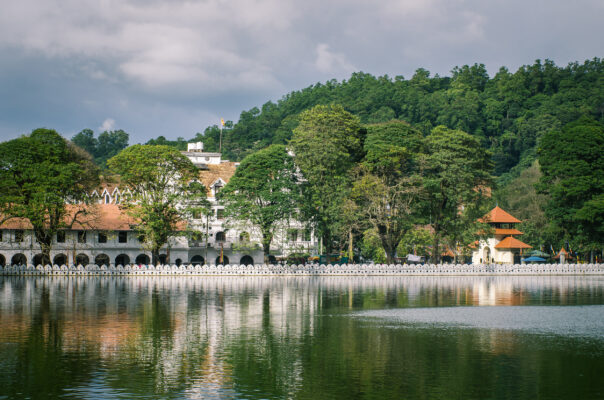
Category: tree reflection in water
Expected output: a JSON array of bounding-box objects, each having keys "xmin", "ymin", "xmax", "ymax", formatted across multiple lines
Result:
[{"xmin": 0, "ymin": 276, "xmax": 603, "ymax": 399}]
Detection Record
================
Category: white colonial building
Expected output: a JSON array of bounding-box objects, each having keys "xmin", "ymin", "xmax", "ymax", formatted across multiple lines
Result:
[{"xmin": 0, "ymin": 142, "xmax": 318, "ymax": 266}]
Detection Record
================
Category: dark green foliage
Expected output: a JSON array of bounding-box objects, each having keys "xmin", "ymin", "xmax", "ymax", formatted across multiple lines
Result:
[
  {"xmin": 352, "ymin": 121, "xmax": 425, "ymax": 263},
  {"xmin": 538, "ymin": 117, "xmax": 604, "ymax": 251},
  {"xmin": 107, "ymin": 145, "xmax": 207, "ymax": 264},
  {"xmin": 0, "ymin": 129, "xmax": 100, "ymax": 261},
  {"xmin": 72, "ymin": 129, "xmax": 129, "ymax": 168},
  {"xmin": 192, "ymin": 58, "xmax": 604, "ymax": 183},
  {"xmin": 145, "ymin": 136, "xmax": 188, "ymax": 151},
  {"xmin": 420, "ymin": 126, "xmax": 493, "ymax": 263},
  {"xmin": 496, "ymin": 161, "xmax": 558, "ymax": 250},
  {"xmin": 290, "ymin": 105, "xmax": 364, "ymax": 253},
  {"xmin": 219, "ymin": 145, "xmax": 299, "ymax": 263}
]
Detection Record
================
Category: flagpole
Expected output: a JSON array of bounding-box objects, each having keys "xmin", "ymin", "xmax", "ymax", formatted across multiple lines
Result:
[{"xmin": 219, "ymin": 117, "xmax": 225, "ymax": 154}]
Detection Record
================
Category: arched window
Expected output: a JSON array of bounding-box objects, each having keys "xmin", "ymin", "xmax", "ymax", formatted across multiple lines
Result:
[
  {"xmin": 175, "ymin": 258, "xmax": 182, "ymax": 266},
  {"xmin": 33, "ymin": 253, "xmax": 51, "ymax": 266},
  {"xmin": 240, "ymin": 255, "xmax": 254, "ymax": 266},
  {"xmin": 0, "ymin": 254, "xmax": 5, "ymax": 266},
  {"xmin": 11, "ymin": 253, "xmax": 27, "ymax": 265},
  {"xmin": 95, "ymin": 254, "xmax": 110, "ymax": 266},
  {"xmin": 216, "ymin": 231, "xmax": 226, "ymax": 241},
  {"xmin": 190, "ymin": 255, "xmax": 204, "ymax": 266},
  {"xmin": 135, "ymin": 254, "xmax": 150, "ymax": 265},
  {"xmin": 115, "ymin": 254, "xmax": 130, "ymax": 266},
  {"xmin": 76, "ymin": 253, "xmax": 89, "ymax": 266},
  {"xmin": 53, "ymin": 254, "xmax": 68, "ymax": 266},
  {"xmin": 215, "ymin": 255, "xmax": 229, "ymax": 265},
  {"xmin": 159, "ymin": 254, "xmax": 168, "ymax": 265}
]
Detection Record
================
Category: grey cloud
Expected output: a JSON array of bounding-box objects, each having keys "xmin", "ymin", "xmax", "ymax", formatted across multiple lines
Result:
[{"xmin": 0, "ymin": 0, "xmax": 602, "ymax": 143}]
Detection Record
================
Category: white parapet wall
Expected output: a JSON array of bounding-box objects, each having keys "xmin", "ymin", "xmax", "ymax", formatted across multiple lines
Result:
[{"xmin": 1, "ymin": 263, "xmax": 603, "ymax": 276}]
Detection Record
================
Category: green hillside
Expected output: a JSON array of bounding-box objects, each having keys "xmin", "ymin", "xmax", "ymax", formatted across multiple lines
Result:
[{"xmin": 191, "ymin": 58, "xmax": 604, "ymax": 181}]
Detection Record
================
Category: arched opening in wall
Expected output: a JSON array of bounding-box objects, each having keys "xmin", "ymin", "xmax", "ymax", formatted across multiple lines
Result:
[
  {"xmin": 159, "ymin": 254, "xmax": 168, "ymax": 265},
  {"xmin": 240, "ymin": 255, "xmax": 254, "ymax": 266},
  {"xmin": 33, "ymin": 253, "xmax": 51, "ymax": 266},
  {"xmin": 0, "ymin": 254, "xmax": 5, "ymax": 266},
  {"xmin": 115, "ymin": 254, "xmax": 130, "ymax": 266},
  {"xmin": 483, "ymin": 247, "xmax": 491, "ymax": 264},
  {"xmin": 76, "ymin": 253, "xmax": 89, "ymax": 266},
  {"xmin": 175, "ymin": 258, "xmax": 182, "ymax": 266},
  {"xmin": 268, "ymin": 255, "xmax": 277, "ymax": 264},
  {"xmin": 239, "ymin": 232, "xmax": 250, "ymax": 242},
  {"xmin": 11, "ymin": 253, "xmax": 26, "ymax": 265},
  {"xmin": 135, "ymin": 254, "xmax": 150, "ymax": 265},
  {"xmin": 216, "ymin": 231, "xmax": 226, "ymax": 242},
  {"xmin": 53, "ymin": 254, "xmax": 67, "ymax": 266},
  {"xmin": 215, "ymin": 255, "xmax": 229, "ymax": 265},
  {"xmin": 190, "ymin": 255, "xmax": 204, "ymax": 266},
  {"xmin": 95, "ymin": 254, "xmax": 110, "ymax": 266}
]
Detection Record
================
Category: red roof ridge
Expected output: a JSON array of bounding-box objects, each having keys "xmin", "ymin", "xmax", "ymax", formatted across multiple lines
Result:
[
  {"xmin": 494, "ymin": 236, "xmax": 532, "ymax": 249},
  {"xmin": 479, "ymin": 206, "xmax": 522, "ymax": 224}
]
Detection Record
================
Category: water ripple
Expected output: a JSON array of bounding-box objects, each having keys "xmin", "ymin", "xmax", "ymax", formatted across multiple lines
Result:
[{"xmin": 357, "ymin": 305, "xmax": 604, "ymax": 339}]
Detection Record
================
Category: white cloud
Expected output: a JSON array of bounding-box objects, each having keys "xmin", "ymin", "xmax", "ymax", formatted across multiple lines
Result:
[
  {"xmin": 100, "ymin": 118, "xmax": 115, "ymax": 131},
  {"xmin": 315, "ymin": 43, "xmax": 356, "ymax": 75}
]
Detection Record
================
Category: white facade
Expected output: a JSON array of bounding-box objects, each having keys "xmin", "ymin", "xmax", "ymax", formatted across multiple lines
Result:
[
  {"xmin": 0, "ymin": 144, "xmax": 318, "ymax": 266},
  {"xmin": 472, "ymin": 238, "xmax": 515, "ymax": 264}
]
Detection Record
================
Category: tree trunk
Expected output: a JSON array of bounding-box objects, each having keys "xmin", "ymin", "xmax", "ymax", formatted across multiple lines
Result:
[
  {"xmin": 322, "ymin": 232, "xmax": 331, "ymax": 255},
  {"xmin": 590, "ymin": 250, "xmax": 594, "ymax": 263},
  {"xmin": 378, "ymin": 225, "xmax": 396, "ymax": 264},
  {"xmin": 34, "ymin": 229, "xmax": 52, "ymax": 266},
  {"xmin": 432, "ymin": 234, "xmax": 441, "ymax": 264},
  {"xmin": 348, "ymin": 230, "xmax": 354, "ymax": 262},
  {"xmin": 152, "ymin": 249, "xmax": 159, "ymax": 266},
  {"xmin": 381, "ymin": 238, "xmax": 395, "ymax": 264},
  {"xmin": 262, "ymin": 230, "xmax": 273, "ymax": 264}
]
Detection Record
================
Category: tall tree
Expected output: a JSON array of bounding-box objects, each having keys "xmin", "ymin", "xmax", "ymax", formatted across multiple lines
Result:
[
  {"xmin": 72, "ymin": 129, "xmax": 129, "ymax": 168},
  {"xmin": 0, "ymin": 129, "xmax": 100, "ymax": 263},
  {"xmin": 219, "ymin": 145, "xmax": 299, "ymax": 263},
  {"xmin": 351, "ymin": 121, "xmax": 424, "ymax": 263},
  {"xmin": 107, "ymin": 145, "xmax": 207, "ymax": 264},
  {"xmin": 421, "ymin": 126, "xmax": 493, "ymax": 263},
  {"xmin": 290, "ymin": 104, "xmax": 365, "ymax": 253},
  {"xmin": 538, "ymin": 116, "xmax": 604, "ymax": 255}
]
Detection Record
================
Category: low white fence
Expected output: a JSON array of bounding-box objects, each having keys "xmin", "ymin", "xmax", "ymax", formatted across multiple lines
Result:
[{"xmin": 0, "ymin": 263, "xmax": 603, "ymax": 276}]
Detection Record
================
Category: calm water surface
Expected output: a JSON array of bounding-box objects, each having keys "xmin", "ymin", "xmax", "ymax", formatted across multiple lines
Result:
[{"xmin": 0, "ymin": 276, "xmax": 603, "ymax": 399}]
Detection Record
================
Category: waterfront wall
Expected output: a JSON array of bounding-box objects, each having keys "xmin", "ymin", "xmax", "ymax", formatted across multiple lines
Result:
[{"xmin": 1, "ymin": 263, "xmax": 603, "ymax": 276}]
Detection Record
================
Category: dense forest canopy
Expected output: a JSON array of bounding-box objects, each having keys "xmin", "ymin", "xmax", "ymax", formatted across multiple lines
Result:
[
  {"xmin": 79, "ymin": 58, "xmax": 604, "ymax": 183},
  {"xmin": 191, "ymin": 58, "xmax": 604, "ymax": 182}
]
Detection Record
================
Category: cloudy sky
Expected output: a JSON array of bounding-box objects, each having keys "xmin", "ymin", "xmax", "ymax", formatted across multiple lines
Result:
[{"xmin": 1, "ymin": 0, "xmax": 602, "ymax": 144}]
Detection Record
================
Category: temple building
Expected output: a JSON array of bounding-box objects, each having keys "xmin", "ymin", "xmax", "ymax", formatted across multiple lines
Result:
[{"xmin": 472, "ymin": 206, "xmax": 532, "ymax": 264}]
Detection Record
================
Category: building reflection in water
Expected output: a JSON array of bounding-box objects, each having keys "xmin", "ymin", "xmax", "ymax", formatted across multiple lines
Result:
[{"xmin": 0, "ymin": 275, "xmax": 603, "ymax": 399}]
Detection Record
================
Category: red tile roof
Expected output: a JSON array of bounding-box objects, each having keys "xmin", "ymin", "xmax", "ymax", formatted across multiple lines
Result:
[
  {"xmin": 0, "ymin": 204, "xmax": 135, "ymax": 231},
  {"xmin": 495, "ymin": 228, "xmax": 524, "ymax": 235},
  {"xmin": 479, "ymin": 206, "xmax": 522, "ymax": 224},
  {"xmin": 198, "ymin": 162, "xmax": 238, "ymax": 189},
  {"xmin": 0, "ymin": 204, "xmax": 187, "ymax": 231},
  {"xmin": 494, "ymin": 236, "xmax": 532, "ymax": 249}
]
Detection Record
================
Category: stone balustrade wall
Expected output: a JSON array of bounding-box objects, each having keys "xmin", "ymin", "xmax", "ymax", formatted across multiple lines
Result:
[{"xmin": 1, "ymin": 263, "xmax": 603, "ymax": 276}]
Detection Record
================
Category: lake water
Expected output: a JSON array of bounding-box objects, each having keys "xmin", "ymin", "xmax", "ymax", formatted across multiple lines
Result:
[{"xmin": 0, "ymin": 276, "xmax": 603, "ymax": 399}]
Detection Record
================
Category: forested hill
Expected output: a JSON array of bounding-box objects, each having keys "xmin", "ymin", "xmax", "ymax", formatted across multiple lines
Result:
[{"xmin": 192, "ymin": 58, "xmax": 604, "ymax": 180}]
